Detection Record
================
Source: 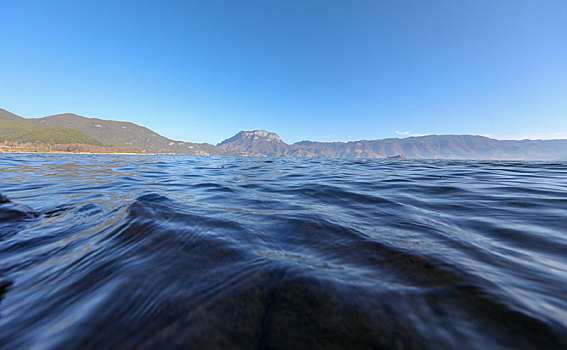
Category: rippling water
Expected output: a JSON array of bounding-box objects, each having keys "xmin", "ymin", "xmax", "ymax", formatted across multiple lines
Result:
[{"xmin": 1, "ymin": 154, "xmax": 566, "ymax": 349}]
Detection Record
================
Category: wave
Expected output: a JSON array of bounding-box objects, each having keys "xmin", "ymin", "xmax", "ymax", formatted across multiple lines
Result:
[{"xmin": 0, "ymin": 155, "xmax": 566, "ymax": 348}]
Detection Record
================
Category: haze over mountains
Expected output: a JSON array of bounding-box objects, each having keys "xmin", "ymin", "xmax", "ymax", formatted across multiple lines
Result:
[
  {"xmin": 217, "ymin": 130, "xmax": 567, "ymax": 160},
  {"xmin": 1, "ymin": 108, "xmax": 566, "ymax": 160}
]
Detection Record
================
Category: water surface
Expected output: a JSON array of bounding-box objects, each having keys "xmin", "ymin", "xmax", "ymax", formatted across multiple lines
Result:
[{"xmin": 1, "ymin": 154, "xmax": 566, "ymax": 349}]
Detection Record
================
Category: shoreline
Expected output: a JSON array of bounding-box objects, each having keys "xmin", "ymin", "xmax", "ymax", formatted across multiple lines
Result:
[{"xmin": 0, "ymin": 150, "xmax": 162, "ymax": 156}]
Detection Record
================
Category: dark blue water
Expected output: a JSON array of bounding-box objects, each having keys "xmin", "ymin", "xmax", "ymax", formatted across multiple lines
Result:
[{"xmin": 1, "ymin": 154, "xmax": 566, "ymax": 349}]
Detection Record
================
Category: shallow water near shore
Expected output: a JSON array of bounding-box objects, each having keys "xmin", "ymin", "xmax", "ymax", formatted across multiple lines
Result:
[{"xmin": 1, "ymin": 154, "xmax": 566, "ymax": 349}]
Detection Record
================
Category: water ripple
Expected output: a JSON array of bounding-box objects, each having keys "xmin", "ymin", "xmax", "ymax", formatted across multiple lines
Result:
[{"xmin": 0, "ymin": 154, "xmax": 566, "ymax": 349}]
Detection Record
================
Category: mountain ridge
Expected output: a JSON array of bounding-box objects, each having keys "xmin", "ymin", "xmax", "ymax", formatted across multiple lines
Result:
[
  {"xmin": 218, "ymin": 130, "xmax": 567, "ymax": 160},
  {"xmin": 2, "ymin": 108, "xmax": 567, "ymax": 159},
  {"xmin": 0, "ymin": 109, "xmax": 236, "ymax": 156}
]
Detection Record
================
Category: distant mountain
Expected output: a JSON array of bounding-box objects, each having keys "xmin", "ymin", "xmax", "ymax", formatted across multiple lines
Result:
[
  {"xmin": 218, "ymin": 130, "xmax": 567, "ymax": 160},
  {"xmin": 0, "ymin": 109, "xmax": 236, "ymax": 156},
  {"xmin": 3, "ymin": 107, "xmax": 566, "ymax": 159},
  {"xmin": 217, "ymin": 130, "xmax": 316, "ymax": 157}
]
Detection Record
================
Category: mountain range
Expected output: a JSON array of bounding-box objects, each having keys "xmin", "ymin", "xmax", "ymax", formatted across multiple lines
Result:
[
  {"xmin": 217, "ymin": 130, "xmax": 567, "ymax": 160},
  {"xmin": 1, "ymin": 108, "xmax": 566, "ymax": 160}
]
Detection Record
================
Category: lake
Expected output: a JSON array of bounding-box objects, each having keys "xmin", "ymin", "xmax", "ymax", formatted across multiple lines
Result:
[{"xmin": 1, "ymin": 154, "xmax": 566, "ymax": 349}]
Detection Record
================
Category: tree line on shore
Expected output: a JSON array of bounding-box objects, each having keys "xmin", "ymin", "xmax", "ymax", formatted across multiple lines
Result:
[{"xmin": 0, "ymin": 141, "xmax": 145, "ymax": 154}]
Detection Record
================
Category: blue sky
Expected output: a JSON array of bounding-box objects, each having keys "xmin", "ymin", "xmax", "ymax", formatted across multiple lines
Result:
[{"xmin": 1, "ymin": 0, "xmax": 566, "ymax": 144}]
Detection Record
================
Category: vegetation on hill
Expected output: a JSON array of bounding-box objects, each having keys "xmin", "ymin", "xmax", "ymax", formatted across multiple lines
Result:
[
  {"xmin": 25, "ymin": 113, "xmax": 238, "ymax": 155},
  {"xmin": 0, "ymin": 119, "xmax": 147, "ymax": 154},
  {"xmin": 0, "ymin": 120, "xmax": 102, "ymax": 145},
  {"xmin": 0, "ymin": 141, "xmax": 145, "ymax": 154},
  {"xmin": 0, "ymin": 109, "xmax": 238, "ymax": 155}
]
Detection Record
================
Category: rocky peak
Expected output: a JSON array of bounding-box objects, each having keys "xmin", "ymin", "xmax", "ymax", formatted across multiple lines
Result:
[
  {"xmin": 238, "ymin": 130, "xmax": 281, "ymax": 142},
  {"xmin": 217, "ymin": 130, "xmax": 282, "ymax": 146}
]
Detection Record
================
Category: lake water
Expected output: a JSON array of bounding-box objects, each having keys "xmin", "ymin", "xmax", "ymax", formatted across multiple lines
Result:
[{"xmin": 1, "ymin": 154, "xmax": 566, "ymax": 349}]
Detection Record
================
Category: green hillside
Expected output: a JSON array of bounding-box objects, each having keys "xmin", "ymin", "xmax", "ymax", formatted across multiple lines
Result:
[
  {"xmin": 0, "ymin": 108, "xmax": 238, "ymax": 155},
  {"xmin": 0, "ymin": 120, "xmax": 102, "ymax": 145},
  {"xmin": 26, "ymin": 113, "xmax": 237, "ymax": 155}
]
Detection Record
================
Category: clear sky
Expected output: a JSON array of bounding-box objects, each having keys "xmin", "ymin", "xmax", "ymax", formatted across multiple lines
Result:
[{"xmin": 1, "ymin": 1, "xmax": 566, "ymax": 144}]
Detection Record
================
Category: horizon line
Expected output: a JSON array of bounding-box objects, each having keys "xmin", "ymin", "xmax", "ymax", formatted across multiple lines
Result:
[{"xmin": 2, "ymin": 107, "xmax": 567, "ymax": 145}]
